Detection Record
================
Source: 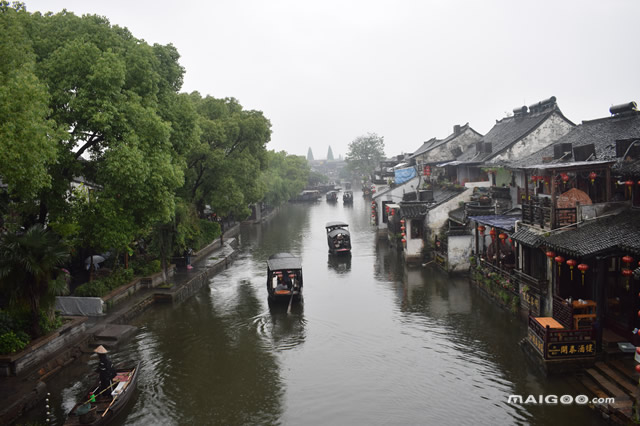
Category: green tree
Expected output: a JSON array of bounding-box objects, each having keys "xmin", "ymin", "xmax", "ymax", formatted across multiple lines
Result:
[
  {"xmin": 13, "ymin": 9, "xmax": 196, "ymax": 259},
  {"xmin": 0, "ymin": 224, "xmax": 69, "ymax": 337},
  {"xmin": 327, "ymin": 146, "xmax": 334, "ymax": 161},
  {"xmin": 262, "ymin": 151, "xmax": 310, "ymax": 206},
  {"xmin": 0, "ymin": 2, "xmax": 61, "ymax": 200},
  {"xmin": 345, "ymin": 133, "xmax": 385, "ymax": 179},
  {"xmin": 182, "ymin": 94, "xmax": 271, "ymax": 218},
  {"xmin": 307, "ymin": 147, "xmax": 314, "ymax": 161}
]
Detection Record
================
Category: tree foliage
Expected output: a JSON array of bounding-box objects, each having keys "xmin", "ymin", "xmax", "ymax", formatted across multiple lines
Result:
[
  {"xmin": 261, "ymin": 151, "xmax": 310, "ymax": 206},
  {"xmin": 0, "ymin": 224, "xmax": 69, "ymax": 336},
  {"xmin": 345, "ymin": 133, "xmax": 385, "ymax": 178},
  {"xmin": 181, "ymin": 93, "xmax": 271, "ymax": 217}
]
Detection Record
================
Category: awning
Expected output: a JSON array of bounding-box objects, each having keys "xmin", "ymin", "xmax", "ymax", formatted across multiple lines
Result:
[{"xmin": 469, "ymin": 215, "xmax": 520, "ymax": 231}]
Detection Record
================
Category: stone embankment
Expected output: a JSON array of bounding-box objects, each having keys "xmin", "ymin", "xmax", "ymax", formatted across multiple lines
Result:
[{"xmin": 0, "ymin": 225, "xmax": 240, "ymax": 425}]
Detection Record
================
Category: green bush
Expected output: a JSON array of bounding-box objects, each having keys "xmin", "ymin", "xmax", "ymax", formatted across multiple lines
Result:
[
  {"xmin": 193, "ymin": 219, "xmax": 220, "ymax": 251},
  {"xmin": 133, "ymin": 259, "xmax": 161, "ymax": 276},
  {"xmin": 0, "ymin": 331, "xmax": 30, "ymax": 354}
]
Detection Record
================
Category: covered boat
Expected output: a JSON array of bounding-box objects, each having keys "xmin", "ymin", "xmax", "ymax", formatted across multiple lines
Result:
[
  {"xmin": 64, "ymin": 362, "xmax": 140, "ymax": 425},
  {"xmin": 326, "ymin": 191, "xmax": 338, "ymax": 202},
  {"xmin": 266, "ymin": 253, "xmax": 303, "ymax": 303},
  {"xmin": 342, "ymin": 190, "xmax": 353, "ymax": 204},
  {"xmin": 325, "ymin": 221, "xmax": 351, "ymax": 255}
]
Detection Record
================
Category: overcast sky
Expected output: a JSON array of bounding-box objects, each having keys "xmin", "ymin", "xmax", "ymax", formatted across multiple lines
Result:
[{"xmin": 24, "ymin": 0, "xmax": 640, "ymax": 160}]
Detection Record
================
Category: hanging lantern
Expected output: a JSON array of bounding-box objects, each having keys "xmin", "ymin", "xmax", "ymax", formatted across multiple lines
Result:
[
  {"xmin": 636, "ymin": 364, "xmax": 640, "ymax": 373},
  {"xmin": 566, "ymin": 259, "xmax": 577, "ymax": 280},
  {"xmin": 390, "ymin": 209, "xmax": 395, "ymax": 216},
  {"xmin": 385, "ymin": 205, "xmax": 390, "ymax": 213},
  {"xmin": 498, "ymin": 233, "xmax": 507, "ymax": 240},
  {"xmin": 401, "ymin": 232, "xmax": 406, "ymax": 237},
  {"xmin": 561, "ymin": 173, "xmax": 569, "ymax": 187},
  {"xmin": 589, "ymin": 171, "xmax": 597, "ymax": 184},
  {"xmin": 545, "ymin": 251, "xmax": 555, "ymax": 259},
  {"xmin": 489, "ymin": 228, "xmax": 497, "ymax": 239},
  {"xmin": 577, "ymin": 263, "xmax": 589, "ymax": 285},
  {"xmin": 400, "ymin": 226, "xmax": 405, "ymax": 231},
  {"xmin": 478, "ymin": 225, "xmax": 486, "ymax": 234},
  {"xmin": 622, "ymin": 268, "xmax": 633, "ymax": 290},
  {"xmin": 436, "ymin": 240, "xmax": 441, "ymax": 247},
  {"xmin": 626, "ymin": 180, "xmax": 634, "ymax": 198},
  {"xmin": 622, "ymin": 255, "xmax": 634, "ymax": 265},
  {"xmin": 400, "ymin": 219, "xmax": 405, "ymax": 225},
  {"xmin": 555, "ymin": 256, "xmax": 565, "ymax": 276},
  {"xmin": 401, "ymin": 238, "xmax": 406, "ymax": 245}
]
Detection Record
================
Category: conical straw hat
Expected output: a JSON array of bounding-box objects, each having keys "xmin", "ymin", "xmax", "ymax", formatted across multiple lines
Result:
[{"xmin": 94, "ymin": 345, "xmax": 108, "ymax": 354}]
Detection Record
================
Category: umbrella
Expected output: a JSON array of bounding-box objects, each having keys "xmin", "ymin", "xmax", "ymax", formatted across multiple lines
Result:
[{"xmin": 85, "ymin": 255, "xmax": 105, "ymax": 270}]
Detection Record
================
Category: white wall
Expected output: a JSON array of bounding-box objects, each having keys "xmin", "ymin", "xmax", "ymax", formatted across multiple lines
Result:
[{"xmin": 448, "ymin": 234, "xmax": 473, "ymax": 273}]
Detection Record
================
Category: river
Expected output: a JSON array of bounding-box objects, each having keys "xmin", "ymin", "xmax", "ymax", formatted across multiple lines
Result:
[{"xmin": 32, "ymin": 190, "xmax": 606, "ymax": 425}]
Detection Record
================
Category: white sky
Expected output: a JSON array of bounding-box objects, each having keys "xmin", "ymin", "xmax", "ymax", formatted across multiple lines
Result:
[{"xmin": 24, "ymin": 0, "xmax": 640, "ymax": 160}]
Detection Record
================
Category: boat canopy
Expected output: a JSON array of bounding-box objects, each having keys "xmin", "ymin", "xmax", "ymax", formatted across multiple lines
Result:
[
  {"xmin": 327, "ymin": 228, "xmax": 350, "ymax": 238},
  {"xmin": 267, "ymin": 253, "xmax": 302, "ymax": 271},
  {"xmin": 325, "ymin": 221, "xmax": 349, "ymax": 229}
]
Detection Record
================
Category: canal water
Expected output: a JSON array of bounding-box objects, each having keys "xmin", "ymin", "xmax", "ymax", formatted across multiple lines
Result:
[{"xmin": 36, "ymin": 191, "xmax": 607, "ymax": 425}]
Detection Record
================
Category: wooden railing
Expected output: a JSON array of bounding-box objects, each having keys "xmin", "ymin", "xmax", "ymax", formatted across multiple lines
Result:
[
  {"xmin": 522, "ymin": 196, "xmax": 578, "ymax": 230},
  {"xmin": 527, "ymin": 315, "xmax": 595, "ymax": 360}
]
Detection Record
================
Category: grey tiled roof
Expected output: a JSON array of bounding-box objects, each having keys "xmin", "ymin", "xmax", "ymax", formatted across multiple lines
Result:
[
  {"xmin": 448, "ymin": 207, "xmax": 466, "ymax": 224},
  {"xmin": 456, "ymin": 106, "xmax": 571, "ymax": 164},
  {"xmin": 506, "ymin": 110, "xmax": 640, "ymax": 168},
  {"xmin": 612, "ymin": 158, "xmax": 640, "ymax": 177},
  {"xmin": 400, "ymin": 202, "xmax": 429, "ymax": 218},
  {"xmin": 511, "ymin": 225, "xmax": 546, "ymax": 247},
  {"xmin": 544, "ymin": 209, "xmax": 640, "ymax": 257},
  {"xmin": 409, "ymin": 123, "xmax": 481, "ymax": 160}
]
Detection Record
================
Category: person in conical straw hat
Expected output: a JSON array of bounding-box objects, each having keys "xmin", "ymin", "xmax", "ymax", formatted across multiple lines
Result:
[{"xmin": 94, "ymin": 345, "xmax": 116, "ymax": 395}]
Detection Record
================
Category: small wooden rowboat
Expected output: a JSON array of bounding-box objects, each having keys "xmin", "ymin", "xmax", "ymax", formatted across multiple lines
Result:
[{"xmin": 64, "ymin": 362, "xmax": 140, "ymax": 425}]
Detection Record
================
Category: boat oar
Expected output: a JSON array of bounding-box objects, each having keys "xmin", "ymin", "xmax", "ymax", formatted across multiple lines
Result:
[
  {"xmin": 101, "ymin": 368, "xmax": 135, "ymax": 418},
  {"xmin": 287, "ymin": 289, "xmax": 294, "ymax": 314}
]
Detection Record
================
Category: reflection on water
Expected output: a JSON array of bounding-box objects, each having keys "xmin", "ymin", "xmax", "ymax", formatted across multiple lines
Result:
[
  {"xmin": 26, "ymin": 193, "xmax": 607, "ymax": 426},
  {"xmin": 327, "ymin": 254, "xmax": 352, "ymax": 274}
]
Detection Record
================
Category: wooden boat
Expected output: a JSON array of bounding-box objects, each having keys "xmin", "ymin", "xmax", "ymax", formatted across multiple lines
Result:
[
  {"xmin": 64, "ymin": 362, "xmax": 140, "ymax": 425},
  {"xmin": 325, "ymin": 221, "xmax": 351, "ymax": 255},
  {"xmin": 266, "ymin": 253, "xmax": 303, "ymax": 303},
  {"xmin": 325, "ymin": 191, "xmax": 338, "ymax": 202},
  {"xmin": 342, "ymin": 190, "xmax": 353, "ymax": 204}
]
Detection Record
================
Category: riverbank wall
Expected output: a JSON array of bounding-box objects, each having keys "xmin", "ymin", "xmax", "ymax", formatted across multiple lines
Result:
[{"xmin": 0, "ymin": 224, "xmax": 242, "ymax": 425}]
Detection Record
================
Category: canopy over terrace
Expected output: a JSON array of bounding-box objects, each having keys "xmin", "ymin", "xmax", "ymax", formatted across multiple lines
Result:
[{"xmin": 469, "ymin": 215, "xmax": 519, "ymax": 232}]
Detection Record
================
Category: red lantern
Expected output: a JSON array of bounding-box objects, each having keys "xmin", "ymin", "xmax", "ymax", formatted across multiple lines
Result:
[
  {"xmin": 401, "ymin": 238, "xmax": 406, "ymax": 245},
  {"xmin": 626, "ymin": 180, "xmax": 634, "ymax": 198},
  {"xmin": 546, "ymin": 251, "xmax": 555, "ymax": 258},
  {"xmin": 401, "ymin": 232, "xmax": 406, "ymax": 237},
  {"xmin": 400, "ymin": 226, "xmax": 405, "ymax": 231},
  {"xmin": 390, "ymin": 209, "xmax": 395, "ymax": 216},
  {"xmin": 566, "ymin": 259, "xmax": 577, "ymax": 280},
  {"xmin": 478, "ymin": 225, "xmax": 486, "ymax": 234},
  {"xmin": 561, "ymin": 173, "xmax": 569, "ymax": 183},
  {"xmin": 555, "ymin": 256, "xmax": 565, "ymax": 277},
  {"xmin": 636, "ymin": 364, "xmax": 640, "ymax": 373},
  {"xmin": 589, "ymin": 171, "xmax": 597, "ymax": 184},
  {"xmin": 400, "ymin": 219, "xmax": 405, "ymax": 225},
  {"xmin": 622, "ymin": 255, "xmax": 634, "ymax": 265},
  {"xmin": 578, "ymin": 263, "xmax": 589, "ymax": 285},
  {"xmin": 385, "ymin": 205, "xmax": 390, "ymax": 213},
  {"xmin": 489, "ymin": 228, "xmax": 497, "ymax": 239},
  {"xmin": 498, "ymin": 233, "xmax": 507, "ymax": 240}
]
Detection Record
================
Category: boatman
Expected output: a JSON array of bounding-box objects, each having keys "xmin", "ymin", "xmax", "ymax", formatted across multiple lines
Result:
[{"xmin": 95, "ymin": 345, "xmax": 116, "ymax": 396}]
